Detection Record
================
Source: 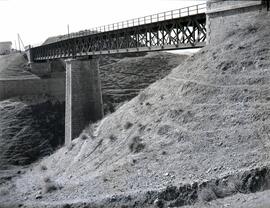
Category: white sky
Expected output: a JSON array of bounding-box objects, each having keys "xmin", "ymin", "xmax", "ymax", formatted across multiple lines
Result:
[{"xmin": 0, "ymin": 0, "xmax": 205, "ymax": 47}]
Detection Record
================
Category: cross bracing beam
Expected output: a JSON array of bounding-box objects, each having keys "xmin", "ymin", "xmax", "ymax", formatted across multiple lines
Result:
[{"xmin": 30, "ymin": 6, "xmax": 206, "ymax": 61}]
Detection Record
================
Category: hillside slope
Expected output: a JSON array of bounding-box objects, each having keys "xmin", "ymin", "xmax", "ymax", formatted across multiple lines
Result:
[
  {"xmin": 0, "ymin": 96, "xmax": 65, "ymax": 169},
  {"xmin": 0, "ymin": 53, "xmax": 37, "ymax": 80},
  {"xmin": 1, "ymin": 12, "xmax": 270, "ymax": 208},
  {"xmin": 100, "ymin": 52, "xmax": 188, "ymax": 113},
  {"xmin": 0, "ymin": 51, "xmax": 187, "ymax": 175}
]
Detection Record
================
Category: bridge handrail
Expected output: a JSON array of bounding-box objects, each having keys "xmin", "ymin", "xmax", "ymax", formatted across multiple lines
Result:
[{"xmin": 38, "ymin": 3, "xmax": 206, "ymax": 46}]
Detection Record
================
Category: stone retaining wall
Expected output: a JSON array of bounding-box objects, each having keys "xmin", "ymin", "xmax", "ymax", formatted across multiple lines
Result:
[{"xmin": 0, "ymin": 77, "xmax": 65, "ymax": 101}]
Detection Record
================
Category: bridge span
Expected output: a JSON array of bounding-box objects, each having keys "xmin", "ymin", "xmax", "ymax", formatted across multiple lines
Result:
[
  {"xmin": 26, "ymin": 1, "xmax": 266, "ymax": 145},
  {"xmin": 29, "ymin": 3, "xmax": 206, "ymax": 62},
  {"xmin": 26, "ymin": 3, "xmax": 207, "ymax": 145}
]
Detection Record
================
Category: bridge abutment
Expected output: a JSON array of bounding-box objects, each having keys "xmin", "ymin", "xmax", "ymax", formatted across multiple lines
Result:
[
  {"xmin": 206, "ymin": 0, "xmax": 265, "ymax": 44},
  {"xmin": 65, "ymin": 58, "xmax": 103, "ymax": 146},
  {"xmin": 30, "ymin": 61, "xmax": 52, "ymax": 76}
]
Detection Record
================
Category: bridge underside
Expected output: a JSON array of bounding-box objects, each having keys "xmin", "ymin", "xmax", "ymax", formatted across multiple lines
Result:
[{"xmin": 31, "ymin": 13, "xmax": 206, "ymax": 61}]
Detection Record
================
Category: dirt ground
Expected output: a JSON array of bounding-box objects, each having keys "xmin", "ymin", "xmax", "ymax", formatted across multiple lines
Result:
[{"xmin": 1, "ymin": 10, "xmax": 270, "ymax": 208}]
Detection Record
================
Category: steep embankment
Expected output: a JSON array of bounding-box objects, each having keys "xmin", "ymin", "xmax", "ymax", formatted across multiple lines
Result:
[
  {"xmin": 0, "ymin": 50, "xmax": 187, "ymax": 177},
  {"xmin": 0, "ymin": 53, "xmax": 66, "ymax": 172},
  {"xmin": 0, "ymin": 96, "xmax": 65, "ymax": 168},
  {"xmin": 100, "ymin": 52, "xmax": 188, "ymax": 113},
  {"xmin": 0, "ymin": 53, "xmax": 37, "ymax": 80},
  {"xmin": 1, "ymin": 12, "xmax": 270, "ymax": 207}
]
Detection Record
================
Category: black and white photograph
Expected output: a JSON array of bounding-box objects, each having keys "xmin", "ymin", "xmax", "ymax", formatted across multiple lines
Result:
[{"xmin": 0, "ymin": 0, "xmax": 270, "ymax": 207}]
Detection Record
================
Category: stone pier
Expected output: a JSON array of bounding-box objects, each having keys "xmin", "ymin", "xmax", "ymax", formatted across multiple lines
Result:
[{"xmin": 65, "ymin": 58, "xmax": 103, "ymax": 146}]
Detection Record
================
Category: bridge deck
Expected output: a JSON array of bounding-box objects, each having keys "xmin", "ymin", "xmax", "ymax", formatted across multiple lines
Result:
[{"xmin": 30, "ymin": 4, "xmax": 206, "ymax": 62}]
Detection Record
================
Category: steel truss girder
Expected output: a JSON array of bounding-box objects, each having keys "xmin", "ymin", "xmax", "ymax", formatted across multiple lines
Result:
[{"xmin": 31, "ymin": 14, "xmax": 206, "ymax": 61}]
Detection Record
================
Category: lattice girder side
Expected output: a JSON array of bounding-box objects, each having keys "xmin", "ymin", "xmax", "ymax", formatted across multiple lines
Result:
[{"xmin": 30, "ymin": 14, "xmax": 206, "ymax": 61}]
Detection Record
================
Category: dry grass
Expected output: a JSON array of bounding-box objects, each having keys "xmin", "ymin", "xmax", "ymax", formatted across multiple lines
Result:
[
  {"xmin": 124, "ymin": 121, "xmax": 133, "ymax": 130},
  {"xmin": 109, "ymin": 134, "xmax": 118, "ymax": 142},
  {"xmin": 40, "ymin": 165, "xmax": 47, "ymax": 171},
  {"xmin": 128, "ymin": 136, "xmax": 145, "ymax": 153},
  {"xmin": 41, "ymin": 176, "xmax": 60, "ymax": 194},
  {"xmin": 42, "ymin": 182, "xmax": 59, "ymax": 194}
]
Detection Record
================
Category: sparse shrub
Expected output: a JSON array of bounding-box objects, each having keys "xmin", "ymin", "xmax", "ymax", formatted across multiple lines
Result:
[
  {"xmin": 138, "ymin": 92, "xmax": 147, "ymax": 103},
  {"xmin": 246, "ymin": 24, "xmax": 258, "ymax": 33},
  {"xmin": 124, "ymin": 122, "xmax": 133, "ymax": 129},
  {"xmin": 128, "ymin": 136, "xmax": 145, "ymax": 153},
  {"xmin": 217, "ymin": 61, "xmax": 234, "ymax": 72},
  {"xmin": 40, "ymin": 165, "xmax": 47, "ymax": 171},
  {"xmin": 0, "ymin": 188, "xmax": 9, "ymax": 196},
  {"xmin": 82, "ymin": 124, "xmax": 95, "ymax": 138},
  {"xmin": 159, "ymin": 186, "xmax": 179, "ymax": 201},
  {"xmin": 42, "ymin": 182, "xmax": 59, "ymax": 194},
  {"xmin": 109, "ymin": 134, "xmax": 117, "ymax": 142},
  {"xmin": 138, "ymin": 123, "xmax": 146, "ymax": 133},
  {"xmin": 198, "ymin": 188, "xmax": 217, "ymax": 202},
  {"xmin": 42, "ymin": 178, "xmax": 60, "ymax": 194},
  {"xmin": 167, "ymin": 109, "xmax": 184, "ymax": 120},
  {"xmin": 43, "ymin": 176, "xmax": 51, "ymax": 183},
  {"xmin": 226, "ymin": 30, "xmax": 236, "ymax": 38},
  {"xmin": 157, "ymin": 125, "xmax": 172, "ymax": 136},
  {"xmin": 153, "ymin": 198, "xmax": 164, "ymax": 208},
  {"xmin": 80, "ymin": 132, "xmax": 89, "ymax": 140},
  {"xmin": 62, "ymin": 204, "xmax": 71, "ymax": 208},
  {"xmin": 67, "ymin": 142, "xmax": 75, "ymax": 151}
]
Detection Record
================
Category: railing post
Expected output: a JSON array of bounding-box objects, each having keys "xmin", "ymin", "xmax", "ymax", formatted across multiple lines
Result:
[{"xmin": 188, "ymin": 7, "xmax": 189, "ymax": 16}]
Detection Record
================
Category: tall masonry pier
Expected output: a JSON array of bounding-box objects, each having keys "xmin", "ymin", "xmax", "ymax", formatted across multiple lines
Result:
[{"xmin": 65, "ymin": 58, "xmax": 103, "ymax": 146}]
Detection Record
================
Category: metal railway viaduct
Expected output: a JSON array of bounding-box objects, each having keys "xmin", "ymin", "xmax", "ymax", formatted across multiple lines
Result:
[{"xmin": 26, "ymin": 0, "xmax": 268, "ymax": 145}]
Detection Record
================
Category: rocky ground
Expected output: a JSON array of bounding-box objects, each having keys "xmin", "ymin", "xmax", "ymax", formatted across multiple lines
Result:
[{"xmin": 0, "ymin": 9, "xmax": 269, "ymax": 208}]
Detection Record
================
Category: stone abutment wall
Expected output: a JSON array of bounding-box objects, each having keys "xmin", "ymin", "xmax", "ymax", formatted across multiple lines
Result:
[{"xmin": 206, "ymin": 0, "xmax": 265, "ymax": 44}]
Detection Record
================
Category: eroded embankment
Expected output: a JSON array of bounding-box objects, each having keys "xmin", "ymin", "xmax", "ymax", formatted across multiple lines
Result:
[
  {"xmin": 0, "ymin": 96, "xmax": 65, "ymax": 169},
  {"xmin": 1, "ymin": 166, "xmax": 270, "ymax": 208}
]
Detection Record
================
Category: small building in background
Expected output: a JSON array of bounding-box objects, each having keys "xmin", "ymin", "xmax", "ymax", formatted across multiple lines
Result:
[{"xmin": 0, "ymin": 41, "xmax": 12, "ymax": 55}]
